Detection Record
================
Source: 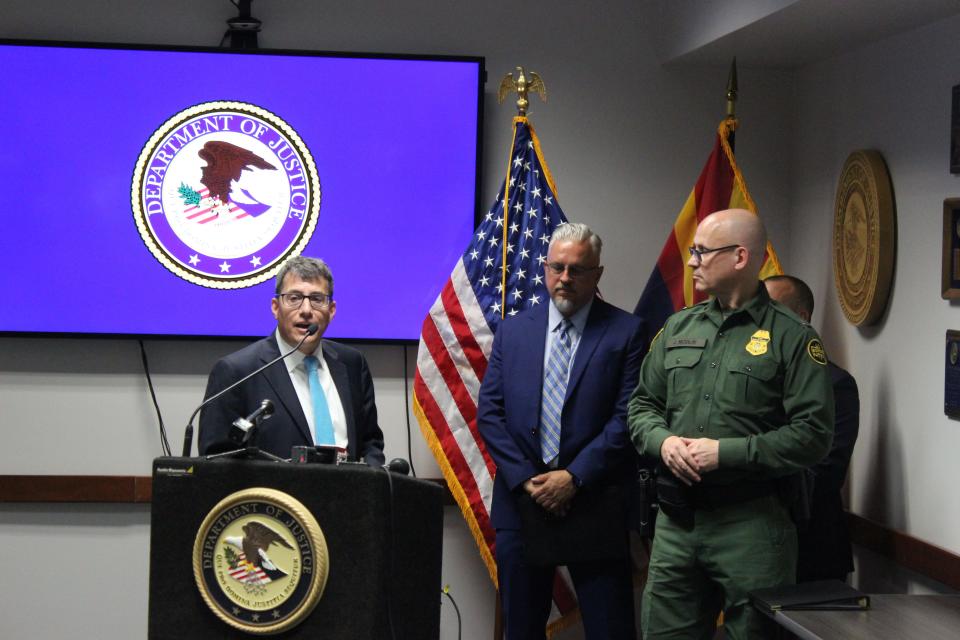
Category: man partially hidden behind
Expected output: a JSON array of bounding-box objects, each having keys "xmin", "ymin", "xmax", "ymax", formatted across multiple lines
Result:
[
  {"xmin": 628, "ymin": 209, "xmax": 834, "ymax": 639},
  {"xmin": 477, "ymin": 222, "xmax": 645, "ymax": 639},
  {"xmin": 199, "ymin": 256, "xmax": 385, "ymax": 465},
  {"xmin": 765, "ymin": 274, "xmax": 860, "ymax": 583}
]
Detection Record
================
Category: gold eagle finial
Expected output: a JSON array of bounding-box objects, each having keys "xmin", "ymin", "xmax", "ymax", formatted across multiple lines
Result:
[{"xmin": 497, "ymin": 66, "xmax": 546, "ymax": 116}]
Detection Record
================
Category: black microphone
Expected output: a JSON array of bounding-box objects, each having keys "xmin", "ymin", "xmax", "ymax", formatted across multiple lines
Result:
[
  {"xmin": 181, "ymin": 323, "xmax": 318, "ymax": 456},
  {"xmin": 383, "ymin": 458, "xmax": 411, "ymax": 475},
  {"xmin": 229, "ymin": 399, "xmax": 274, "ymax": 446}
]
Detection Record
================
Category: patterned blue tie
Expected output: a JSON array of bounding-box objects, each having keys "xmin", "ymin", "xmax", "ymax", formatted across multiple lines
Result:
[
  {"xmin": 303, "ymin": 356, "xmax": 335, "ymax": 446},
  {"xmin": 540, "ymin": 319, "xmax": 573, "ymax": 463}
]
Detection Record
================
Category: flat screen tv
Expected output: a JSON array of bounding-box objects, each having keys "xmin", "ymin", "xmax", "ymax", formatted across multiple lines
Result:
[{"xmin": 0, "ymin": 40, "xmax": 484, "ymax": 341}]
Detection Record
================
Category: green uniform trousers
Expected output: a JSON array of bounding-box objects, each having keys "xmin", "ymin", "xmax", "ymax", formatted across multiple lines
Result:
[{"xmin": 641, "ymin": 494, "xmax": 797, "ymax": 639}]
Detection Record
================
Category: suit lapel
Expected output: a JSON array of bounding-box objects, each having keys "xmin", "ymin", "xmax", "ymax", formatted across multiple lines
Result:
[
  {"xmin": 517, "ymin": 305, "xmax": 548, "ymax": 386},
  {"xmin": 566, "ymin": 300, "xmax": 608, "ymax": 400},
  {"xmin": 258, "ymin": 337, "xmax": 313, "ymax": 444},
  {"xmin": 517, "ymin": 307, "xmax": 549, "ymax": 427}
]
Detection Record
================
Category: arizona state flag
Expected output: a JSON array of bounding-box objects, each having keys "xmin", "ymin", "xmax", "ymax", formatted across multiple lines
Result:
[{"xmin": 634, "ymin": 118, "xmax": 782, "ymax": 344}]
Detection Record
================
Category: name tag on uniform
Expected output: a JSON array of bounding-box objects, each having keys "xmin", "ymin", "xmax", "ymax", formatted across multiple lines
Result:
[{"xmin": 667, "ymin": 337, "xmax": 706, "ymax": 348}]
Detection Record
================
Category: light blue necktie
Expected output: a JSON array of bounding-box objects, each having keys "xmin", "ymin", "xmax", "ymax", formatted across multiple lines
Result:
[
  {"xmin": 540, "ymin": 319, "xmax": 573, "ymax": 463},
  {"xmin": 303, "ymin": 355, "xmax": 335, "ymax": 446}
]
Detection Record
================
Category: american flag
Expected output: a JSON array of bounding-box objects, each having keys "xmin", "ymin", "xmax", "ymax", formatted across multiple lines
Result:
[
  {"xmin": 225, "ymin": 549, "xmax": 287, "ymax": 585},
  {"xmin": 228, "ymin": 557, "xmax": 272, "ymax": 585},
  {"xmin": 413, "ymin": 116, "xmax": 581, "ymax": 632},
  {"xmin": 182, "ymin": 186, "xmax": 251, "ymax": 224}
]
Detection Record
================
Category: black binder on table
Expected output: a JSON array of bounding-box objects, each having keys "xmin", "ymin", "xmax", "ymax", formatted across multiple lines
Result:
[{"xmin": 750, "ymin": 580, "xmax": 870, "ymax": 612}]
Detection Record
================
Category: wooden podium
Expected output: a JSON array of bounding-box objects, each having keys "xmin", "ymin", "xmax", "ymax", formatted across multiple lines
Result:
[{"xmin": 148, "ymin": 456, "xmax": 443, "ymax": 639}]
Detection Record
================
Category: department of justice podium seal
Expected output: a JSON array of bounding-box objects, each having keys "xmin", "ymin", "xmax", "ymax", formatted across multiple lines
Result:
[
  {"xmin": 132, "ymin": 101, "xmax": 321, "ymax": 289},
  {"xmin": 193, "ymin": 488, "xmax": 328, "ymax": 634}
]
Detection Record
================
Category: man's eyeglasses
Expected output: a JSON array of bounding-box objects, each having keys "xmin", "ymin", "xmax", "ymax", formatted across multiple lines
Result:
[
  {"xmin": 276, "ymin": 292, "xmax": 333, "ymax": 310},
  {"xmin": 688, "ymin": 244, "xmax": 739, "ymax": 263},
  {"xmin": 545, "ymin": 262, "xmax": 601, "ymax": 278}
]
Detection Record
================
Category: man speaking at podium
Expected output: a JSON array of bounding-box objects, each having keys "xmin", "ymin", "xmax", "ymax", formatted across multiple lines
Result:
[{"xmin": 198, "ymin": 256, "xmax": 386, "ymax": 465}]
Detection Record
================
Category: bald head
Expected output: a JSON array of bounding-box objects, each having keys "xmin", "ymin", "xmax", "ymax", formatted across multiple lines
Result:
[
  {"xmin": 703, "ymin": 209, "xmax": 767, "ymax": 268},
  {"xmin": 764, "ymin": 275, "xmax": 815, "ymax": 322},
  {"xmin": 689, "ymin": 208, "xmax": 769, "ymax": 306}
]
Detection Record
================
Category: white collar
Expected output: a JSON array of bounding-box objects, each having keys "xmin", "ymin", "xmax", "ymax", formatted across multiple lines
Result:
[
  {"xmin": 547, "ymin": 297, "xmax": 593, "ymax": 335},
  {"xmin": 275, "ymin": 329, "xmax": 324, "ymax": 373}
]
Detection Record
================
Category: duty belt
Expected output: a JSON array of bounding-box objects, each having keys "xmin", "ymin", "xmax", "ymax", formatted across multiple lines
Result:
[{"xmin": 687, "ymin": 481, "xmax": 776, "ymax": 510}]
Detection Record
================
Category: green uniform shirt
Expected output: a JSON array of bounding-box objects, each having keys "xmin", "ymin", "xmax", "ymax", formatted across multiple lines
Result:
[{"xmin": 628, "ymin": 284, "xmax": 834, "ymax": 486}]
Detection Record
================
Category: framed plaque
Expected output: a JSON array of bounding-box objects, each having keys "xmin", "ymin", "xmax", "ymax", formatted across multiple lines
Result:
[
  {"xmin": 946, "ymin": 331, "xmax": 960, "ymax": 418},
  {"xmin": 952, "ymin": 85, "xmax": 960, "ymax": 174},
  {"xmin": 942, "ymin": 198, "xmax": 960, "ymax": 298}
]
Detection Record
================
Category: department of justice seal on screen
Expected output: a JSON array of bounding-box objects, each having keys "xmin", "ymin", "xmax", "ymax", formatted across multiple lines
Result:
[
  {"xmin": 132, "ymin": 101, "xmax": 321, "ymax": 289},
  {"xmin": 193, "ymin": 488, "xmax": 328, "ymax": 634}
]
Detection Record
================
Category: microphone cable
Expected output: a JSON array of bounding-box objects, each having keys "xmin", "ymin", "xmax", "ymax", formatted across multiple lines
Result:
[
  {"xmin": 383, "ymin": 465, "xmax": 399, "ymax": 640},
  {"xmin": 402, "ymin": 344, "xmax": 418, "ymax": 478},
  {"xmin": 138, "ymin": 339, "xmax": 171, "ymax": 456},
  {"xmin": 441, "ymin": 585, "xmax": 463, "ymax": 640}
]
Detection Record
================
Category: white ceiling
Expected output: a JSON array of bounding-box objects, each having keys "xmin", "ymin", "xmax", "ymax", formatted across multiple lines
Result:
[{"xmin": 641, "ymin": 0, "xmax": 960, "ymax": 69}]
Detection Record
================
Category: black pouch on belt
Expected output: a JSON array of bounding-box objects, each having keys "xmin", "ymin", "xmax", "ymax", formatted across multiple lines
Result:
[{"xmin": 655, "ymin": 471, "xmax": 694, "ymax": 527}]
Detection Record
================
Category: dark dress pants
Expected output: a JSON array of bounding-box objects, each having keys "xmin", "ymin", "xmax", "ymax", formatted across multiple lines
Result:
[{"xmin": 496, "ymin": 528, "xmax": 635, "ymax": 640}]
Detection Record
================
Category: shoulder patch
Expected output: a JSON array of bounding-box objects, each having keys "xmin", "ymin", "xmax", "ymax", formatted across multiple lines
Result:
[{"xmin": 806, "ymin": 338, "xmax": 828, "ymax": 365}]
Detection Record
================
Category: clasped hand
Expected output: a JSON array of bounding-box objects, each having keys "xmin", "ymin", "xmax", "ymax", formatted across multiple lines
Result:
[
  {"xmin": 660, "ymin": 436, "xmax": 719, "ymax": 485},
  {"xmin": 524, "ymin": 469, "xmax": 577, "ymax": 516}
]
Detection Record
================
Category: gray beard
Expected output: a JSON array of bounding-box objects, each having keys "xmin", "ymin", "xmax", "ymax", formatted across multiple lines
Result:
[{"xmin": 552, "ymin": 296, "xmax": 576, "ymax": 315}]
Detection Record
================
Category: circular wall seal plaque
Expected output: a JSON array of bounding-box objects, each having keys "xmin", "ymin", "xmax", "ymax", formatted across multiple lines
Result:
[
  {"xmin": 193, "ymin": 488, "xmax": 329, "ymax": 634},
  {"xmin": 833, "ymin": 150, "xmax": 895, "ymax": 325},
  {"xmin": 132, "ymin": 101, "xmax": 321, "ymax": 289}
]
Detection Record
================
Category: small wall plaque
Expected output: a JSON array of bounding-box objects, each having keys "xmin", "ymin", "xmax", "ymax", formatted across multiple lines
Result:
[
  {"xmin": 952, "ymin": 85, "xmax": 960, "ymax": 174},
  {"xmin": 946, "ymin": 330, "xmax": 960, "ymax": 418},
  {"xmin": 942, "ymin": 198, "xmax": 960, "ymax": 298}
]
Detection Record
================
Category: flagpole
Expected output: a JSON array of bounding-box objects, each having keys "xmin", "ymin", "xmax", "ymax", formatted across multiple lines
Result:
[
  {"xmin": 497, "ymin": 67, "xmax": 548, "ymax": 317},
  {"xmin": 500, "ymin": 122, "xmax": 520, "ymax": 318},
  {"xmin": 726, "ymin": 57, "xmax": 738, "ymax": 153}
]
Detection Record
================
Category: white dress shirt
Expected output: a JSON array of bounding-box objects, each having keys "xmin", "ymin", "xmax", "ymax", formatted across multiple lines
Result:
[
  {"xmin": 540, "ymin": 298, "xmax": 593, "ymax": 467},
  {"xmin": 542, "ymin": 297, "xmax": 593, "ymax": 380},
  {"xmin": 275, "ymin": 331, "xmax": 348, "ymax": 448}
]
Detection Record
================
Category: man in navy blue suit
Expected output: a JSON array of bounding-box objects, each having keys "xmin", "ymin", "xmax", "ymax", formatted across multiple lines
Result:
[
  {"xmin": 765, "ymin": 275, "xmax": 860, "ymax": 582},
  {"xmin": 477, "ymin": 222, "xmax": 645, "ymax": 639},
  {"xmin": 198, "ymin": 256, "xmax": 385, "ymax": 465}
]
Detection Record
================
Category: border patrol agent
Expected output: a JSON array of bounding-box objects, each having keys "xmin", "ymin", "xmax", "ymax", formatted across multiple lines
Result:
[{"xmin": 628, "ymin": 209, "xmax": 833, "ymax": 639}]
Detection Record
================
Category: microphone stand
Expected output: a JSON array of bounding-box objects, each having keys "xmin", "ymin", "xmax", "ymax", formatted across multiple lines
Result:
[
  {"xmin": 206, "ymin": 445, "xmax": 285, "ymax": 462},
  {"xmin": 205, "ymin": 408, "xmax": 284, "ymax": 462},
  {"xmin": 180, "ymin": 324, "xmax": 318, "ymax": 457}
]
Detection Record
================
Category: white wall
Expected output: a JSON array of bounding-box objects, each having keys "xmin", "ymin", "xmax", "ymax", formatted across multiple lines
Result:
[
  {"xmin": 789, "ymin": 14, "xmax": 960, "ymax": 555},
  {"xmin": 640, "ymin": 0, "xmax": 798, "ymax": 63},
  {"xmin": 1, "ymin": 1, "xmax": 802, "ymax": 638}
]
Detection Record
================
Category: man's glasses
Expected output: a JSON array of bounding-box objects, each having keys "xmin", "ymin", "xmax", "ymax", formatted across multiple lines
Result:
[
  {"xmin": 688, "ymin": 244, "xmax": 739, "ymax": 263},
  {"xmin": 276, "ymin": 292, "xmax": 333, "ymax": 310},
  {"xmin": 545, "ymin": 262, "xmax": 601, "ymax": 278}
]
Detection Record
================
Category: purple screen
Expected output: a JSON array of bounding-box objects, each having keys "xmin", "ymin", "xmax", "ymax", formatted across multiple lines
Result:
[{"xmin": 0, "ymin": 42, "xmax": 482, "ymax": 340}]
